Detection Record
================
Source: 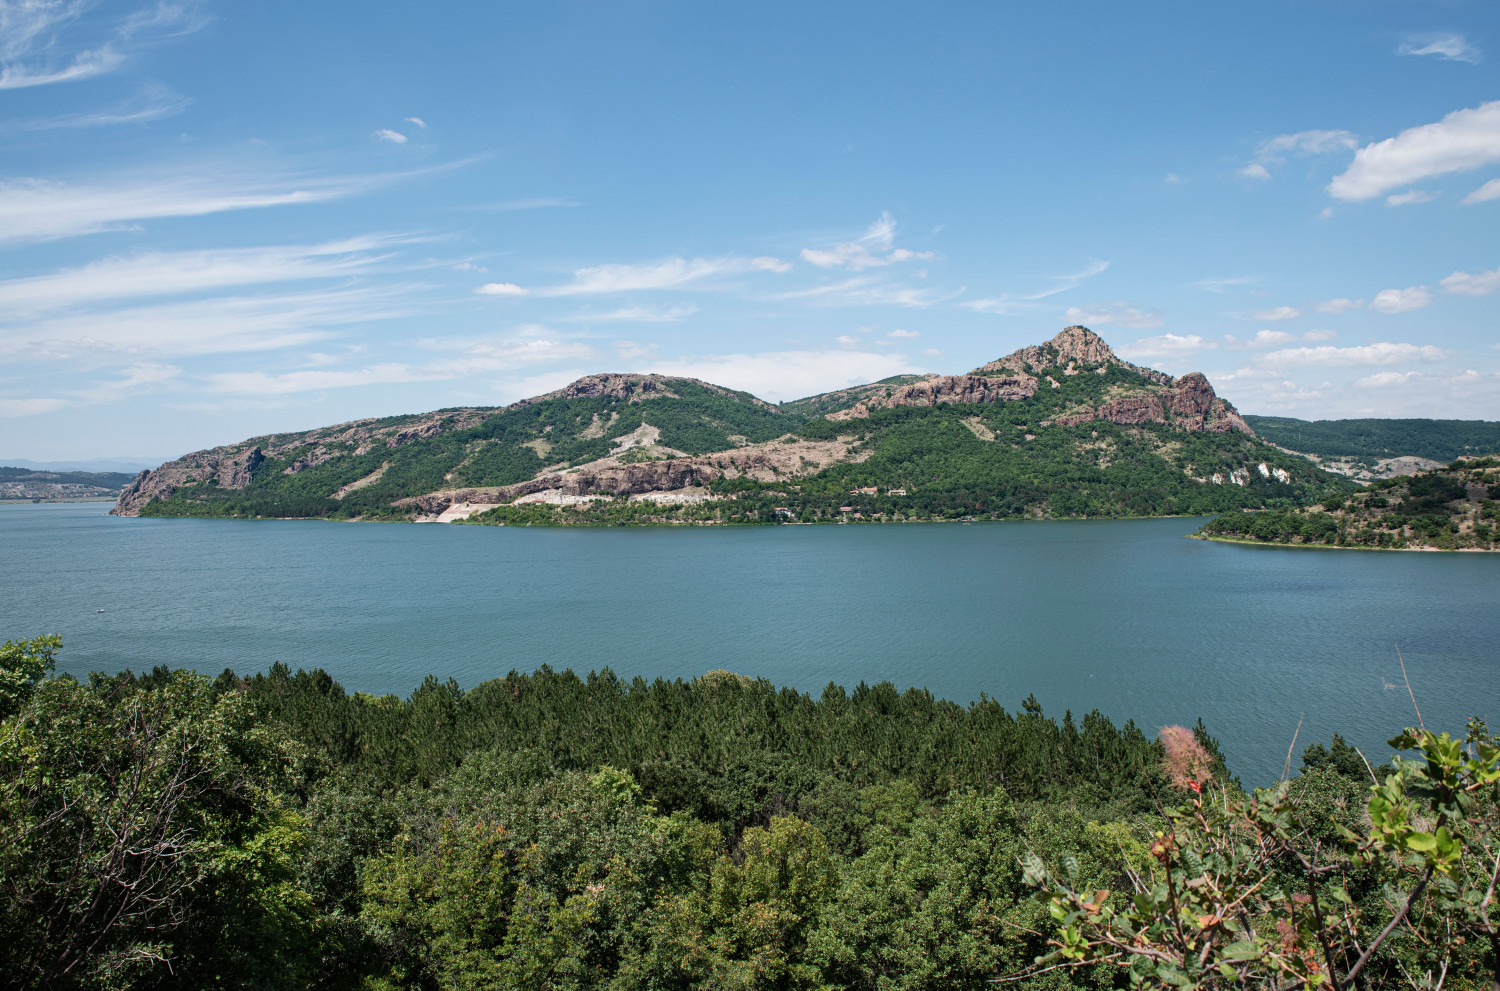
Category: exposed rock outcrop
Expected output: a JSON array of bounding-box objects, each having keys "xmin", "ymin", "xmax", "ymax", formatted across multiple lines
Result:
[
  {"xmin": 972, "ymin": 325, "xmax": 1171, "ymax": 384},
  {"xmin": 114, "ymin": 445, "xmax": 264, "ymax": 515},
  {"xmin": 828, "ymin": 374, "xmax": 1038, "ymax": 419}
]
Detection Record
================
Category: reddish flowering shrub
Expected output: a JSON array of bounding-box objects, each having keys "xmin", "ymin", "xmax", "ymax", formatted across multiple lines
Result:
[{"xmin": 1157, "ymin": 724, "xmax": 1213, "ymax": 791}]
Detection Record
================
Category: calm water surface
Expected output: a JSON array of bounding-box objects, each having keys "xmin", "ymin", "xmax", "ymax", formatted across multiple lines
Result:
[{"xmin": 4, "ymin": 502, "xmax": 1498, "ymax": 783}]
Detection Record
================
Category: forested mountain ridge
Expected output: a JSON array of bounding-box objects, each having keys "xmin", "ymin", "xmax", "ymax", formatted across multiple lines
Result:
[
  {"xmin": 114, "ymin": 326, "xmax": 1342, "ymax": 522},
  {"xmin": 1244, "ymin": 414, "xmax": 1500, "ymax": 481},
  {"xmin": 1196, "ymin": 457, "xmax": 1500, "ymax": 551}
]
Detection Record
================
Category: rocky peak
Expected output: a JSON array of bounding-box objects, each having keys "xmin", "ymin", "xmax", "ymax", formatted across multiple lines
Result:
[{"xmin": 971, "ymin": 325, "xmax": 1171, "ymax": 385}]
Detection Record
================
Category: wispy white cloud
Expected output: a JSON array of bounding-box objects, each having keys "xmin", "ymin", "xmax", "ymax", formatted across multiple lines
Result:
[
  {"xmin": 2, "ymin": 83, "xmax": 189, "ymax": 131},
  {"xmin": 1441, "ymin": 265, "xmax": 1500, "ymax": 296},
  {"xmin": 0, "ymin": 283, "xmax": 423, "ymax": 358},
  {"xmin": 887, "ymin": 328, "xmax": 919, "ymax": 339},
  {"xmin": 1062, "ymin": 302, "xmax": 1163, "ymax": 328},
  {"xmin": 1256, "ymin": 130, "xmax": 1360, "ymax": 161},
  {"xmin": 0, "ymin": 397, "xmax": 69, "ymax": 417},
  {"xmin": 475, "ymin": 282, "xmax": 527, "ymax": 296},
  {"xmin": 209, "ymin": 332, "xmax": 593, "ymax": 396},
  {"xmin": 1303, "ymin": 328, "xmax": 1338, "ymax": 342},
  {"xmin": 1386, "ymin": 189, "xmax": 1435, "ymax": 206},
  {"xmin": 779, "ymin": 277, "xmax": 962, "ymax": 309},
  {"xmin": 1194, "ymin": 275, "xmax": 1257, "ymax": 294},
  {"xmin": 1024, "ymin": 259, "xmax": 1110, "ymax": 299},
  {"xmin": 1463, "ymin": 178, "xmax": 1500, "ymax": 204},
  {"xmin": 374, "ymin": 128, "xmax": 407, "ymax": 144},
  {"xmin": 563, "ymin": 304, "xmax": 697, "ymax": 322},
  {"xmin": 0, "ymin": 165, "xmax": 445, "ymax": 245},
  {"xmin": 0, "ymin": 235, "xmax": 407, "ymax": 313},
  {"xmin": 1368, "ymin": 286, "xmax": 1432, "ymax": 313},
  {"xmin": 474, "ymin": 197, "xmax": 581, "ymax": 212},
  {"xmin": 404, "ymin": 116, "xmax": 427, "ymax": 128},
  {"xmin": 1241, "ymin": 130, "xmax": 1359, "ymax": 181},
  {"xmin": 1397, "ymin": 33, "xmax": 1482, "ymax": 64},
  {"xmin": 644, "ymin": 349, "xmax": 919, "ymax": 403},
  {"xmin": 960, "ymin": 259, "xmax": 1108, "ymax": 314},
  {"xmin": 1329, "ymin": 100, "xmax": 1500, "ymax": 201},
  {"xmin": 799, "ymin": 212, "xmax": 934, "ymax": 271},
  {"xmin": 1256, "ymin": 341, "xmax": 1445, "ymax": 368},
  {"xmin": 538, "ymin": 255, "xmax": 790, "ymax": 296},
  {"xmin": 1314, "ymin": 297, "xmax": 1362, "ymax": 314},
  {"xmin": 1249, "ymin": 306, "xmax": 1299, "ymax": 321},
  {"xmin": 74, "ymin": 362, "xmax": 180, "ymax": 404},
  {"xmin": 0, "ymin": 0, "xmax": 205, "ymax": 90}
]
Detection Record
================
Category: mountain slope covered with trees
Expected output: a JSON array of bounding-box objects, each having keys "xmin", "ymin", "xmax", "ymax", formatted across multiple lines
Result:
[
  {"xmin": 1196, "ymin": 457, "xmax": 1499, "ymax": 550},
  {"xmin": 115, "ymin": 327, "xmax": 1343, "ymax": 523}
]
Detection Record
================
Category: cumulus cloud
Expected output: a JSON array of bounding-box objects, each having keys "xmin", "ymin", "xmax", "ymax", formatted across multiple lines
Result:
[
  {"xmin": 374, "ymin": 128, "xmax": 407, "ymax": 144},
  {"xmin": 1368, "ymin": 286, "xmax": 1432, "ymax": 313},
  {"xmin": 1256, "ymin": 342, "xmax": 1445, "ymax": 368},
  {"xmin": 1062, "ymin": 302, "xmax": 1164, "ymax": 328},
  {"xmin": 475, "ymin": 282, "xmax": 528, "ymax": 296},
  {"xmin": 539, "ymin": 255, "xmax": 790, "ymax": 296},
  {"xmin": 1397, "ymin": 33, "xmax": 1482, "ymax": 64},
  {"xmin": 1463, "ymin": 178, "xmax": 1500, "ymax": 204},
  {"xmin": 1250, "ymin": 306, "xmax": 1300, "ymax": 321},
  {"xmin": 1249, "ymin": 329, "xmax": 1298, "ymax": 347},
  {"xmin": 1303, "ymin": 328, "xmax": 1338, "ymax": 342},
  {"xmin": 887, "ymin": 328, "xmax": 920, "ymax": 338},
  {"xmin": 1238, "ymin": 163, "xmax": 1272, "ymax": 181},
  {"xmin": 1387, "ymin": 189, "xmax": 1435, "ymax": 206},
  {"xmin": 1116, "ymin": 333, "xmax": 1214, "ymax": 359},
  {"xmin": 1314, "ymin": 297, "xmax": 1362, "ymax": 314},
  {"xmin": 1441, "ymin": 266, "xmax": 1500, "ymax": 296},
  {"xmin": 799, "ymin": 212, "xmax": 934, "ymax": 271},
  {"xmin": 1356, "ymin": 371, "xmax": 1421, "ymax": 388},
  {"xmin": 1328, "ymin": 100, "xmax": 1500, "ymax": 201}
]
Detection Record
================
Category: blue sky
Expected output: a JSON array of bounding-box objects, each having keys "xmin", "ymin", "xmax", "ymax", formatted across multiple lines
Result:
[{"xmin": 1, "ymin": 0, "xmax": 1497, "ymax": 460}]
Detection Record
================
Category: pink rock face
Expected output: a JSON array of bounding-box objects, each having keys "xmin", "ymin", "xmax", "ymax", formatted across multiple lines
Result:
[
  {"xmin": 867, "ymin": 374, "xmax": 1039, "ymax": 410},
  {"xmin": 1099, "ymin": 394, "xmax": 1166, "ymax": 425}
]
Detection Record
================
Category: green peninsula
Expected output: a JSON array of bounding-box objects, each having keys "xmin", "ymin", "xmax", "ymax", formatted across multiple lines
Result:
[{"xmin": 115, "ymin": 327, "xmax": 1340, "ymax": 524}]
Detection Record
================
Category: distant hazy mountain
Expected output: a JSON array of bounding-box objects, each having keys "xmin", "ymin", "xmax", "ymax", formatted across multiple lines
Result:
[
  {"xmin": 114, "ymin": 326, "xmax": 1341, "ymax": 524},
  {"xmin": 2, "ymin": 457, "xmax": 165, "ymax": 474}
]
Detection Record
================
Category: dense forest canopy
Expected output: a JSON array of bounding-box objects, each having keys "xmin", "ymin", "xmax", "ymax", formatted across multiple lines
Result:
[
  {"xmin": 4, "ymin": 636, "xmax": 1499, "ymax": 990},
  {"xmin": 1243, "ymin": 416, "xmax": 1500, "ymax": 462}
]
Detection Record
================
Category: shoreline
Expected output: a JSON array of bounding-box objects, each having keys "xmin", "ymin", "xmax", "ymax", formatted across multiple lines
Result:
[{"xmin": 1193, "ymin": 533, "xmax": 1498, "ymax": 554}]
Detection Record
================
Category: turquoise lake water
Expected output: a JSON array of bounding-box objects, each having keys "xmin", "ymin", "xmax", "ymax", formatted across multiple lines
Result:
[{"xmin": 4, "ymin": 501, "xmax": 1498, "ymax": 783}]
